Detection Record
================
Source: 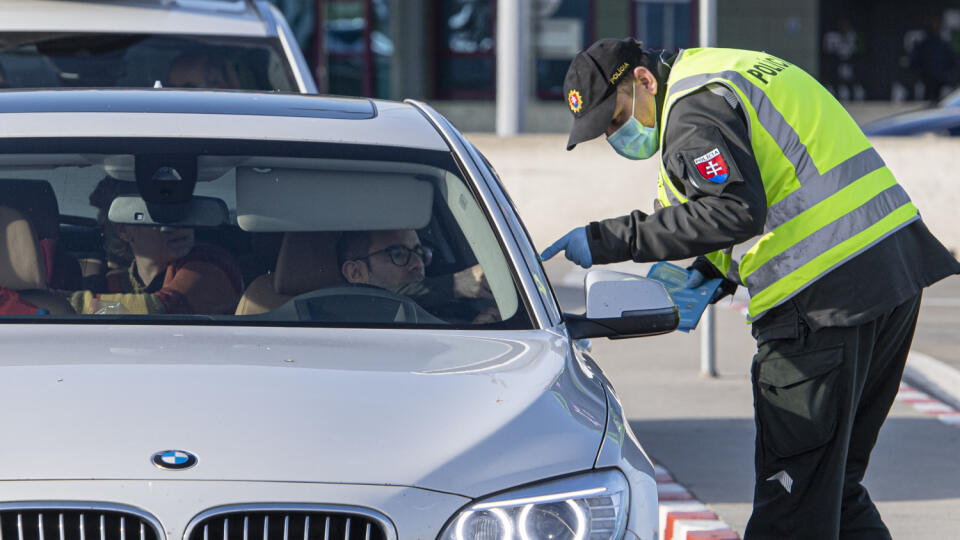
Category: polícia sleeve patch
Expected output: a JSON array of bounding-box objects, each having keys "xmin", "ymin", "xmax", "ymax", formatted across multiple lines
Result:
[
  {"xmin": 693, "ymin": 148, "xmax": 729, "ymax": 183},
  {"xmin": 678, "ymin": 126, "xmax": 744, "ymax": 197}
]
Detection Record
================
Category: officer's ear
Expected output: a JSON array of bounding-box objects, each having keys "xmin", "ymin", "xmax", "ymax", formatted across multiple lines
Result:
[{"xmin": 633, "ymin": 66, "xmax": 657, "ymax": 96}]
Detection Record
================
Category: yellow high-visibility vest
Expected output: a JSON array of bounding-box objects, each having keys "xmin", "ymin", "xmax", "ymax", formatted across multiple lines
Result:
[{"xmin": 656, "ymin": 48, "xmax": 918, "ymax": 321}]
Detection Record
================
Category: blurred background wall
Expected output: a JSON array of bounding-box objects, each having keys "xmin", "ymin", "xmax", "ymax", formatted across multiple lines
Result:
[{"xmin": 271, "ymin": 0, "xmax": 960, "ymax": 130}]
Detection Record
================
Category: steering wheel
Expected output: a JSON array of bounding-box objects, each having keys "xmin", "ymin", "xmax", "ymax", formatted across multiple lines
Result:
[{"xmin": 279, "ymin": 285, "xmax": 444, "ymax": 324}]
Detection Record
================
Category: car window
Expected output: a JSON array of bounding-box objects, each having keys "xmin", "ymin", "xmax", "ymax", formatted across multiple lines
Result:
[
  {"xmin": 0, "ymin": 33, "xmax": 297, "ymax": 91},
  {"xmin": 0, "ymin": 140, "xmax": 533, "ymax": 330},
  {"xmin": 466, "ymin": 142, "xmax": 562, "ymax": 325}
]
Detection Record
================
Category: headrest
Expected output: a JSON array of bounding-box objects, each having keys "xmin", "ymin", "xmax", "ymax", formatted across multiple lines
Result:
[
  {"xmin": 0, "ymin": 180, "xmax": 60, "ymax": 240},
  {"xmin": 273, "ymin": 232, "xmax": 344, "ymax": 296},
  {"xmin": 0, "ymin": 205, "xmax": 47, "ymax": 290}
]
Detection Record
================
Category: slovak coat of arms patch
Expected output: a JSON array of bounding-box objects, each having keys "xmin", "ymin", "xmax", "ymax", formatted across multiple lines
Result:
[{"xmin": 693, "ymin": 148, "xmax": 729, "ymax": 183}]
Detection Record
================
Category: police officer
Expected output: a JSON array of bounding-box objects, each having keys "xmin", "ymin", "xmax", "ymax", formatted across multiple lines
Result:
[{"xmin": 541, "ymin": 38, "xmax": 960, "ymax": 540}]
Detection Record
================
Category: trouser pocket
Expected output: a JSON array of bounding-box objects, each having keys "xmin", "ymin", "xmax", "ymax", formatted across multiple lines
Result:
[{"xmin": 755, "ymin": 344, "xmax": 845, "ymax": 458}]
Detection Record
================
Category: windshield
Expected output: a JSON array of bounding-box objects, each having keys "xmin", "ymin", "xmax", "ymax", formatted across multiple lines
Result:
[
  {"xmin": 0, "ymin": 33, "xmax": 297, "ymax": 91},
  {"xmin": 0, "ymin": 138, "xmax": 532, "ymax": 329}
]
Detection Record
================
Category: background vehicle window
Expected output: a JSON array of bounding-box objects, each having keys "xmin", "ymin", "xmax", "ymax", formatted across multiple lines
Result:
[{"xmin": 0, "ymin": 34, "xmax": 297, "ymax": 91}]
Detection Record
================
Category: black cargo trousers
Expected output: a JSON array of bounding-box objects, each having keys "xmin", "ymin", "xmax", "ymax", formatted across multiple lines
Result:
[{"xmin": 743, "ymin": 292, "xmax": 923, "ymax": 540}]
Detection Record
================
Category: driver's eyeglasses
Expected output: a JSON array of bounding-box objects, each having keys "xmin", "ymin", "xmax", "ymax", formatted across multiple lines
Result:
[{"xmin": 362, "ymin": 244, "xmax": 433, "ymax": 267}]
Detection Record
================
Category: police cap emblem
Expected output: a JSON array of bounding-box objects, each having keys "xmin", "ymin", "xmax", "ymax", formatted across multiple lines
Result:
[{"xmin": 568, "ymin": 90, "xmax": 583, "ymax": 113}]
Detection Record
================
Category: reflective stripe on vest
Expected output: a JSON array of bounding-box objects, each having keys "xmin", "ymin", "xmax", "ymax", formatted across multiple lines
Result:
[
  {"xmin": 656, "ymin": 48, "xmax": 918, "ymax": 320},
  {"xmin": 665, "ymin": 71, "xmax": 891, "ymax": 233}
]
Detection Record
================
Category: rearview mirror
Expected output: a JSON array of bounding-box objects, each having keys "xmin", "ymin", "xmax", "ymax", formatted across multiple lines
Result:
[
  {"xmin": 565, "ymin": 270, "xmax": 678, "ymax": 339},
  {"xmin": 107, "ymin": 196, "xmax": 229, "ymax": 228}
]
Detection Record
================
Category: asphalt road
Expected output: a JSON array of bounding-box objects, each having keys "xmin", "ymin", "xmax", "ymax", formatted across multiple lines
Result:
[{"xmin": 545, "ymin": 262, "xmax": 960, "ymax": 538}]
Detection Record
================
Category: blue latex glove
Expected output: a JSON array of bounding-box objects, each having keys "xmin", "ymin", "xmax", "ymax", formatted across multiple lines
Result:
[
  {"xmin": 685, "ymin": 268, "xmax": 723, "ymax": 303},
  {"xmin": 541, "ymin": 228, "xmax": 593, "ymax": 268},
  {"xmin": 685, "ymin": 268, "xmax": 706, "ymax": 289}
]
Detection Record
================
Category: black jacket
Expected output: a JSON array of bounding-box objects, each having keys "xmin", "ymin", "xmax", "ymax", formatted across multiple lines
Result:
[{"xmin": 584, "ymin": 83, "xmax": 959, "ymax": 337}]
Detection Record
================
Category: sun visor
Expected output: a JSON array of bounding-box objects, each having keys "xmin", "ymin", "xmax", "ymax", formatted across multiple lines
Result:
[{"xmin": 235, "ymin": 167, "xmax": 434, "ymax": 232}]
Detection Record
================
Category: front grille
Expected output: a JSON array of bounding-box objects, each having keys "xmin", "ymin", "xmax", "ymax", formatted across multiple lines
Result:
[
  {"xmin": 0, "ymin": 505, "xmax": 162, "ymax": 540},
  {"xmin": 185, "ymin": 508, "xmax": 390, "ymax": 540}
]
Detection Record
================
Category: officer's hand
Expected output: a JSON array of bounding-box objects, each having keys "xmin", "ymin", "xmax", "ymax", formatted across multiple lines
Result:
[
  {"xmin": 685, "ymin": 268, "xmax": 723, "ymax": 303},
  {"xmin": 685, "ymin": 268, "xmax": 706, "ymax": 289},
  {"xmin": 541, "ymin": 228, "xmax": 593, "ymax": 268}
]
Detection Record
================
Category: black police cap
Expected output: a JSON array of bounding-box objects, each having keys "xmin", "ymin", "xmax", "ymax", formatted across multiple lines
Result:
[{"xmin": 563, "ymin": 38, "xmax": 646, "ymax": 151}]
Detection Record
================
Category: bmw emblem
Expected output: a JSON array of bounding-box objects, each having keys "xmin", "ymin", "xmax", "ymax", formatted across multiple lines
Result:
[{"xmin": 151, "ymin": 450, "xmax": 198, "ymax": 470}]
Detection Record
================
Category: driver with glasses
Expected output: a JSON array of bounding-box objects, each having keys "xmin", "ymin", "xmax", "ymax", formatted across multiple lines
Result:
[
  {"xmin": 339, "ymin": 229, "xmax": 430, "ymax": 293},
  {"xmin": 337, "ymin": 229, "xmax": 498, "ymax": 323}
]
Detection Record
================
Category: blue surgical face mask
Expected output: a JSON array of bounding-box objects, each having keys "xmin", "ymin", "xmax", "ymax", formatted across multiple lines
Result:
[{"xmin": 606, "ymin": 82, "xmax": 659, "ymax": 160}]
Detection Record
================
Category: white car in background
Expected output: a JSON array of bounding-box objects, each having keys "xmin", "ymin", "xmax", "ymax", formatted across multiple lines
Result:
[
  {"xmin": 0, "ymin": 0, "xmax": 316, "ymax": 92},
  {"xmin": 0, "ymin": 88, "xmax": 677, "ymax": 539}
]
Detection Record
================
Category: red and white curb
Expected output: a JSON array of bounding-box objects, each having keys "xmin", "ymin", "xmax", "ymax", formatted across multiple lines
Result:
[
  {"xmin": 653, "ymin": 461, "xmax": 740, "ymax": 540},
  {"xmin": 896, "ymin": 382, "xmax": 960, "ymax": 426}
]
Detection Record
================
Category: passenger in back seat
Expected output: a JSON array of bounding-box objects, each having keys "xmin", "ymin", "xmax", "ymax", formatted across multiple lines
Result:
[
  {"xmin": 68, "ymin": 176, "xmax": 243, "ymax": 315},
  {"xmin": 166, "ymin": 50, "xmax": 240, "ymax": 89}
]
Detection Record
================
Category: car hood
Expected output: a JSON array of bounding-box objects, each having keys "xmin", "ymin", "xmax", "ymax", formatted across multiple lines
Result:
[{"xmin": 0, "ymin": 325, "xmax": 607, "ymax": 497}]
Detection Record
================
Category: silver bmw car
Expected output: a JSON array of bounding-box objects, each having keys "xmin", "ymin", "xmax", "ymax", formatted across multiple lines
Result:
[{"xmin": 0, "ymin": 89, "xmax": 677, "ymax": 540}]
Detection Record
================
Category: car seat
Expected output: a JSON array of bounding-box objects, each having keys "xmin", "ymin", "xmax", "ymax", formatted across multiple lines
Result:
[
  {"xmin": 235, "ymin": 231, "xmax": 344, "ymax": 315},
  {"xmin": 0, "ymin": 179, "xmax": 82, "ymax": 290},
  {"xmin": 0, "ymin": 205, "xmax": 74, "ymax": 314}
]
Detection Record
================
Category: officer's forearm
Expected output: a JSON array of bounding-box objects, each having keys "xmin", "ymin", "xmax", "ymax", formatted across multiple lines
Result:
[
  {"xmin": 585, "ymin": 210, "xmax": 646, "ymax": 265},
  {"xmin": 588, "ymin": 197, "xmax": 763, "ymax": 263}
]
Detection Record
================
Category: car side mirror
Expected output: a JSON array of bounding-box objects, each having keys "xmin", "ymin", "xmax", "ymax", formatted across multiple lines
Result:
[{"xmin": 564, "ymin": 269, "xmax": 678, "ymax": 339}]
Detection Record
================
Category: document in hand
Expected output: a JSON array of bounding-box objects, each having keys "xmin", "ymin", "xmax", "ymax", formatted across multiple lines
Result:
[{"xmin": 646, "ymin": 262, "xmax": 722, "ymax": 332}]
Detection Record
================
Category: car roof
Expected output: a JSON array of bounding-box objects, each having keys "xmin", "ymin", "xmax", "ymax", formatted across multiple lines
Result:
[
  {"xmin": 0, "ymin": 0, "xmax": 269, "ymax": 37},
  {"xmin": 0, "ymin": 89, "xmax": 450, "ymax": 151},
  {"xmin": 861, "ymin": 106, "xmax": 960, "ymax": 136}
]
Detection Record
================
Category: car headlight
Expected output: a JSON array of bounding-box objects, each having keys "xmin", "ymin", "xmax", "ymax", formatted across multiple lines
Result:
[{"xmin": 439, "ymin": 469, "xmax": 629, "ymax": 540}]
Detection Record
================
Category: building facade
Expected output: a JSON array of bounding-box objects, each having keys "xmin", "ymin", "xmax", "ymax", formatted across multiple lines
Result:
[{"xmin": 274, "ymin": 0, "xmax": 959, "ymax": 131}]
